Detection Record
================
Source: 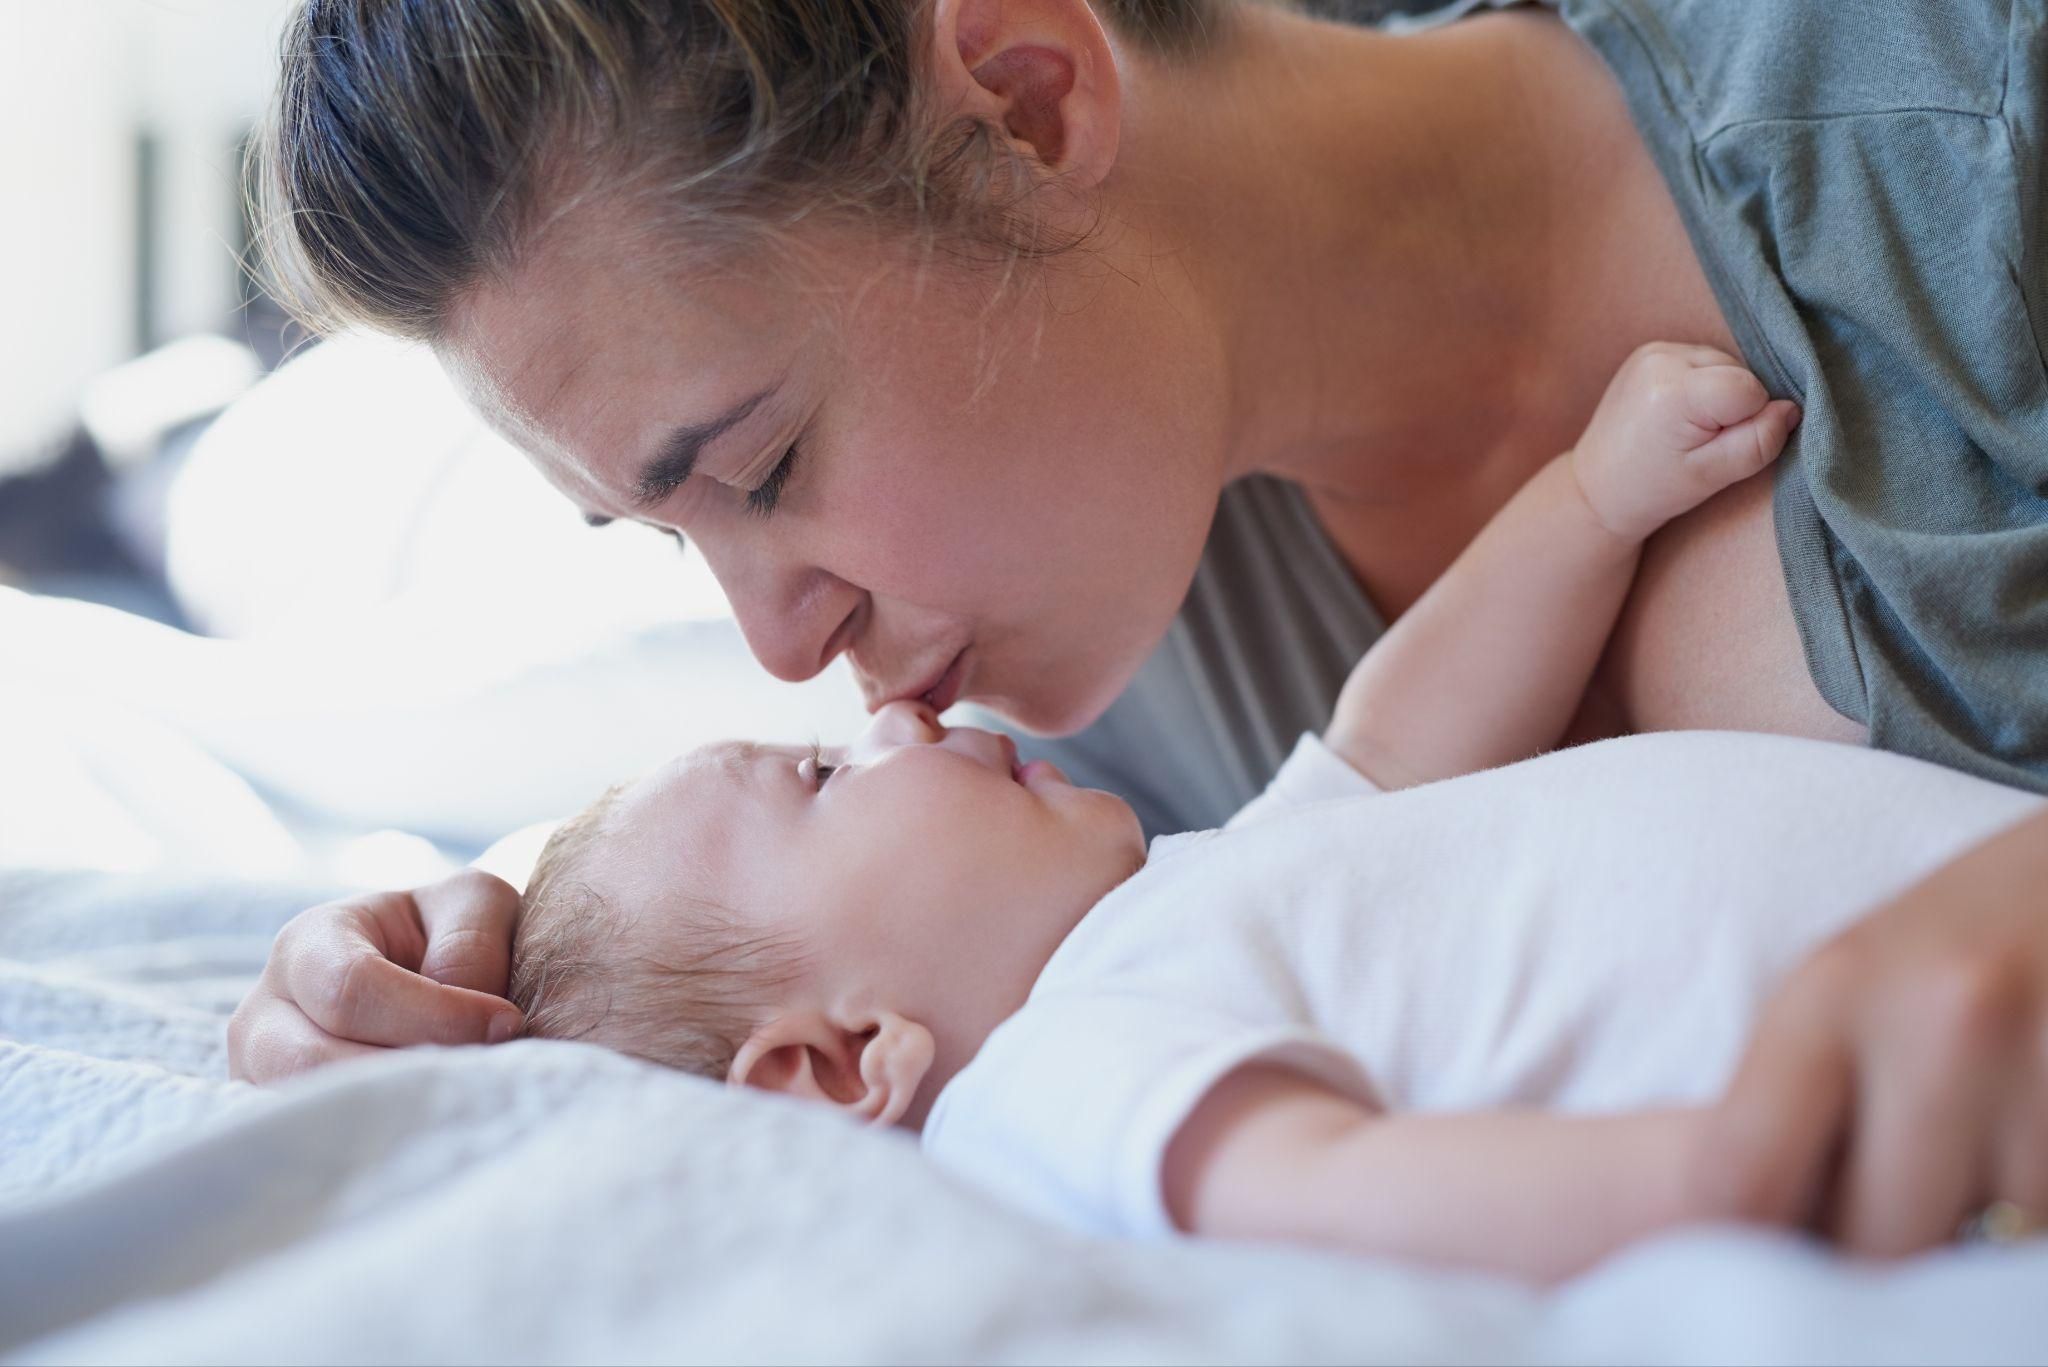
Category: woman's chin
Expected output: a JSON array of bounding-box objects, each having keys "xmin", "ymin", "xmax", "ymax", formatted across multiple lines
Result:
[{"xmin": 975, "ymin": 672, "xmax": 1134, "ymax": 741}]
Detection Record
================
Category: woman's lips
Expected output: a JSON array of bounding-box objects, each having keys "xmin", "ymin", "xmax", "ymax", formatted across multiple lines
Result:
[{"xmin": 917, "ymin": 649, "xmax": 969, "ymax": 714}]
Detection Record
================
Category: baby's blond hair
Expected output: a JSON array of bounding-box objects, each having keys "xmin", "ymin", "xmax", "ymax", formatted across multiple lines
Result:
[{"xmin": 510, "ymin": 782, "xmax": 801, "ymax": 1079}]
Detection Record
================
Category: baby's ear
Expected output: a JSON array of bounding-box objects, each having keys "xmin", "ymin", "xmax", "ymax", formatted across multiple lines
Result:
[
  {"xmin": 852, "ymin": 1011, "xmax": 935, "ymax": 1128},
  {"xmin": 730, "ymin": 1010, "xmax": 934, "ymax": 1128}
]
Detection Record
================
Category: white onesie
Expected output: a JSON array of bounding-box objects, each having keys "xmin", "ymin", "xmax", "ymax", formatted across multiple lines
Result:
[{"xmin": 920, "ymin": 731, "xmax": 2042, "ymax": 1239}]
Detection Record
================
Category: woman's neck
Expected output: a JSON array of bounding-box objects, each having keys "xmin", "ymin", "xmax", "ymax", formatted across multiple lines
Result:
[{"xmin": 1119, "ymin": 5, "xmax": 1674, "ymax": 502}]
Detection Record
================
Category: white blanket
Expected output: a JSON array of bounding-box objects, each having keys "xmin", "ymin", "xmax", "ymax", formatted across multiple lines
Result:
[{"xmin": 4, "ymin": 867, "xmax": 2047, "ymax": 1365}]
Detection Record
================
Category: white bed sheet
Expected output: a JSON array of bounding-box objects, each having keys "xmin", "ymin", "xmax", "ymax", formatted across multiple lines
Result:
[{"xmin": 5, "ymin": 870, "xmax": 2048, "ymax": 1366}]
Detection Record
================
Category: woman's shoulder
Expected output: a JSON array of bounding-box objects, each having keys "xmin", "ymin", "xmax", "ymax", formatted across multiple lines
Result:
[{"xmin": 1551, "ymin": 0, "xmax": 2015, "ymax": 137}]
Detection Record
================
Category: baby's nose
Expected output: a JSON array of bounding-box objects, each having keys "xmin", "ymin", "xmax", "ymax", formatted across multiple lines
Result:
[{"xmin": 855, "ymin": 699, "xmax": 946, "ymax": 757}]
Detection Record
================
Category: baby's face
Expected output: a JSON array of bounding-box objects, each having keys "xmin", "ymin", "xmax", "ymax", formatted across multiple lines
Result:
[{"xmin": 603, "ymin": 701, "xmax": 1147, "ymax": 1057}]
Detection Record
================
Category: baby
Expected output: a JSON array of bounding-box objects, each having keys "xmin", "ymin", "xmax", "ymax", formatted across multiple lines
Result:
[{"xmin": 507, "ymin": 344, "xmax": 2042, "ymax": 1281}]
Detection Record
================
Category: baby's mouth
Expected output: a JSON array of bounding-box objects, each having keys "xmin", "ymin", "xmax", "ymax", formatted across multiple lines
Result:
[{"xmin": 1014, "ymin": 759, "xmax": 1068, "ymax": 790}]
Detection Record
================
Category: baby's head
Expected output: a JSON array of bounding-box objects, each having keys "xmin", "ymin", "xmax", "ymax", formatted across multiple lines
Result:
[{"xmin": 510, "ymin": 701, "xmax": 1145, "ymax": 1127}]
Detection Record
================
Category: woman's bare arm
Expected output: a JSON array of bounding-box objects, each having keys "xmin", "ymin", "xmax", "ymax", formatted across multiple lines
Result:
[{"xmin": 1601, "ymin": 468, "xmax": 1867, "ymax": 744}]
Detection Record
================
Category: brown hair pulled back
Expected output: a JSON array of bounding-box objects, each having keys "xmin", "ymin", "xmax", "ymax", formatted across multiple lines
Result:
[{"xmin": 254, "ymin": 0, "xmax": 1226, "ymax": 338}]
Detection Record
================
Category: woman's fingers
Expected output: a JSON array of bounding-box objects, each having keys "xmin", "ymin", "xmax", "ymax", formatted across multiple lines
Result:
[
  {"xmin": 269, "ymin": 895, "xmax": 520, "ymax": 1049},
  {"xmin": 226, "ymin": 983, "xmax": 385, "ymax": 1083},
  {"xmin": 1830, "ymin": 1014, "xmax": 1996, "ymax": 1256},
  {"xmin": 1715, "ymin": 811, "xmax": 2048, "ymax": 1255},
  {"xmin": 226, "ymin": 877, "xmax": 527, "ymax": 1085},
  {"xmin": 1697, "ymin": 957, "xmax": 1856, "ymax": 1229},
  {"xmin": 1992, "ymin": 1089, "xmax": 2048, "ymax": 1232},
  {"xmin": 413, "ymin": 868, "xmax": 523, "ymax": 999}
]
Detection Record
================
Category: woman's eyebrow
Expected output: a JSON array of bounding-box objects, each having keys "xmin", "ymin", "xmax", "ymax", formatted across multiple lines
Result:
[{"xmin": 628, "ymin": 383, "xmax": 780, "ymax": 511}]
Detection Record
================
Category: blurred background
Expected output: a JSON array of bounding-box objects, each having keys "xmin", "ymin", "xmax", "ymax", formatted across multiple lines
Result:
[{"xmin": 2, "ymin": 1, "xmax": 292, "ymax": 619}]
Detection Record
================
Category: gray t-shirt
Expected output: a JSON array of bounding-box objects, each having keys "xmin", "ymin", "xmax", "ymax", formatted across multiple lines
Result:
[
  {"xmin": 1021, "ymin": 0, "xmax": 2048, "ymax": 835},
  {"xmin": 980, "ymin": 476, "xmax": 1384, "ymax": 836}
]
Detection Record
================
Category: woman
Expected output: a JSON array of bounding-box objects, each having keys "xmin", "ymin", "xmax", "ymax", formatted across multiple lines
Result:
[{"xmin": 232, "ymin": 0, "xmax": 2048, "ymax": 1257}]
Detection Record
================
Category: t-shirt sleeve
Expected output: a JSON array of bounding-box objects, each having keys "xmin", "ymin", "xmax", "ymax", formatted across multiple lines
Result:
[
  {"xmin": 1224, "ymin": 732, "xmax": 1379, "ymax": 831},
  {"xmin": 921, "ymin": 993, "xmax": 1375, "ymax": 1239}
]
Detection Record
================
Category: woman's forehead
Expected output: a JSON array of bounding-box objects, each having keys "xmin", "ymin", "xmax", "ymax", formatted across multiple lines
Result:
[
  {"xmin": 441, "ymin": 273, "xmax": 813, "ymax": 524},
  {"xmin": 444, "ymin": 209, "xmax": 923, "ymax": 432},
  {"xmin": 448, "ymin": 252, "xmax": 793, "ymax": 422}
]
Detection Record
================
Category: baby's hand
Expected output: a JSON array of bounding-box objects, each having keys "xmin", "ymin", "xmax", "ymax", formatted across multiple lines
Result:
[{"xmin": 1569, "ymin": 342, "xmax": 1801, "ymax": 541}]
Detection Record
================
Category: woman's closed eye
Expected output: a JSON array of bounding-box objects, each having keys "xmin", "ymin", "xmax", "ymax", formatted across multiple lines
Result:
[{"xmin": 745, "ymin": 443, "xmax": 802, "ymax": 518}]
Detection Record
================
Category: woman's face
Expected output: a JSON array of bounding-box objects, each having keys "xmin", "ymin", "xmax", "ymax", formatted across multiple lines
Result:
[{"xmin": 441, "ymin": 212, "xmax": 1230, "ymax": 735}]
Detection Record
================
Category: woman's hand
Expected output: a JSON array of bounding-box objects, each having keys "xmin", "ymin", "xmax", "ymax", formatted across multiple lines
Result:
[
  {"xmin": 227, "ymin": 869, "xmax": 525, "ymax": 1083},
  {"xmin": 1699, "ymin": 806, "xmax": 2048, "ymax": 1253}
]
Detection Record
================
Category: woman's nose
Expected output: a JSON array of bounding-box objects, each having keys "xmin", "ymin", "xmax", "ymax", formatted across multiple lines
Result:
[
  {"xmin": 852, "ymin": 699, "xmax": 945, "ymax": 760},
  {"xmin": 712, "ymin": 553, "xmax": 863, "ymax": 684}
]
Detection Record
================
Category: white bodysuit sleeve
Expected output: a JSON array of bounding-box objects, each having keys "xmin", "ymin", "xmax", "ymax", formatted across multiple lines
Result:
[
  {"xmin": 922, "ymin": 993, "xmax": 1374, "ymax": 1239},
  {"xmin": 1224, "ymin": 732, "xmax": 1379, "ymax": 831}
]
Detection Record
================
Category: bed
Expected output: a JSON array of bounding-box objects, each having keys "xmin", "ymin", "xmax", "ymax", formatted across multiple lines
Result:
[
  {"xmin": 3, "ymin": 339, "xmax": 2044, "ymax": 1364},
  {"xmin": 5, "ymin": 861, "xmax": 2047, "ymax": 1364}
]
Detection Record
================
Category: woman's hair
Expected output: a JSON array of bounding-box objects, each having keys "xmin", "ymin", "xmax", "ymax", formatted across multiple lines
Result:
[
  {"xmin": 252, "ymin": 0, "xmax": 1228, "ymax": 338},
  {"xmin": 510, "ymin": 782, "xmax": 803, "ymax": 1080}
]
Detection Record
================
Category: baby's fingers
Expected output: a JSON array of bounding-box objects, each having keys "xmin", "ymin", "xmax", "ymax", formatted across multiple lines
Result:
[
  {"xmin": 1680, "ymin": 364, "xmax": 1773, "ymax": 432},
  {"xmin": 1685, "ymin": 398, "xmax": 1801, "ymax": 490}
]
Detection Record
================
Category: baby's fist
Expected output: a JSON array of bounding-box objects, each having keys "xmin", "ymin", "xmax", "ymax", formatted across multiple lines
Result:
[{"xmin": 1570, "ymin": 342, "xmax": 1801, "ymax": 541}]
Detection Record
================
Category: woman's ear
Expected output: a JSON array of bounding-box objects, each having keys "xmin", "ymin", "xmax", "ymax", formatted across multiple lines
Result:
[
  {"xmin": 729, "ymin": 1009, "xmax": 935, "ymax": 1127},
  {"xmin": 926, "ymin": 0, "xmax": 1123, "ymax": 188}
]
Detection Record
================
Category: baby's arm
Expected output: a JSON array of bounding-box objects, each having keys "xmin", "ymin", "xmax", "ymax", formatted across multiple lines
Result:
[
  {"xmin": 1164, "ymin": 1067, "xmax": 1713, "ymax": 1283},
  {"xmin": 1325, "ymin": 344, "xmax": 1800, "ymax": 789}
]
